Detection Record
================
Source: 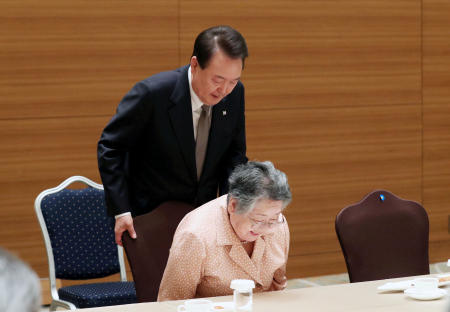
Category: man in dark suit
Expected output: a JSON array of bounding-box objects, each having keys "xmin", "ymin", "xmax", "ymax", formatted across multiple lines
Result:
[{"xmin": 98, "ymin": 25, "xmax": 248, "ymax": 245}]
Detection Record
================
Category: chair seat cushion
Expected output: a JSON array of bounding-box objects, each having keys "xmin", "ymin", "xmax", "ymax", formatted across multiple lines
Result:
[{"xmin": 58, "ymin": 281, "xmax": 137, "ymax": 308}]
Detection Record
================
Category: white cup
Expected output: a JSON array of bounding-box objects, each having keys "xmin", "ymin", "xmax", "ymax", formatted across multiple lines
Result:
[
  {"xmin": 177, "ymin": 299, "xmax": 213, "ymax": 312},
  {"xmin": 412, "ymin": 277, "xmax": 439, "ymax": 293}
]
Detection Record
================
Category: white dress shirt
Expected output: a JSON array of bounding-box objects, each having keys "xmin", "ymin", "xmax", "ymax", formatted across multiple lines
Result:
[{"xmin": 188, "ymin": 66, "xmax": 205, "ymax": 140}]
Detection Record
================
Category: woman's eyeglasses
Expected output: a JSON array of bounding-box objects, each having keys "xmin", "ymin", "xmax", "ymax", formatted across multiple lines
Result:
[{"xmin": 247, "ymin": 213, "xmax": 285, "ymax": 230}]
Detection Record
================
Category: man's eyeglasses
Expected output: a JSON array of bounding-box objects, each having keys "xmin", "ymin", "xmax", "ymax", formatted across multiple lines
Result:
[{"xmin": 247, "ymin": 213, "xmax": 285, "ymax": 230}]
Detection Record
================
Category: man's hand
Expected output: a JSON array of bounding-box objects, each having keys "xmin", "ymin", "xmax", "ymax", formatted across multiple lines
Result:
[{"xmin": 115, "ymin": 214, "xmax": 137, "ymax": 246}]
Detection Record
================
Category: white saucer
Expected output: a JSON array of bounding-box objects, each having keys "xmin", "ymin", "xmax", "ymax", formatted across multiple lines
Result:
[
  {"xmin": 378, "ymin": 276, "xmax": 450, "ymax": 292},
  {"xmin": 404, "ymin": 288, "xmax": 447, "ymax": 301},
  {"xmin": 210, "ymin": 302, "xmax": 234, "ymax": 311}
]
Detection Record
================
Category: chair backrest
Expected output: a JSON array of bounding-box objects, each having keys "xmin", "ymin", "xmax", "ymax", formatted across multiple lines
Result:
[
  {"xmin": 335, "ymin": 189, "xmax": 429, "ymax": 283},
  {"xmin": 35, "ymin": 176, "xmax": 126, "ymax": 281},
  {"xmin": 122, "ymin": 201, "xmax": 194, "ymax": 302}
]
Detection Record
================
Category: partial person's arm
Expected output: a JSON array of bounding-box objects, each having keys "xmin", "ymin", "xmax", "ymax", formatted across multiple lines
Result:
[
  {"xmin": 218, "ymin": 83, "xmax": 248, "ymax": 195},
  {"xmin": 157, "ymin": 231, "xmax": 206, "ymax": 301},
  {"xmin": 98, "ymin": 81, "xmax": 152, "ymax": 244},
  {"xmin": 270, "ymin": 219, "xmax": 290, "ymax": 290}
]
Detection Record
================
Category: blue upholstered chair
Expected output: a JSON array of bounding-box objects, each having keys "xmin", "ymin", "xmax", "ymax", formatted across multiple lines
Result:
[{"xmin": 34, "ymin": 176, "xmax": 136, "ymax": 310}]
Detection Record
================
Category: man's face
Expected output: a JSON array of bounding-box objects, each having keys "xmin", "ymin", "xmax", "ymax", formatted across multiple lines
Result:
[{"xmin": 190, "ymin": 49, "xmax": 243, "ymax": 106}]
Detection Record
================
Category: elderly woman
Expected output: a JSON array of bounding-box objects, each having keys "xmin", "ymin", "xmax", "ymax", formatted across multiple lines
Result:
[{"xmin": 158, "ymin": 161, "xmax": 291, "ymax": 301}]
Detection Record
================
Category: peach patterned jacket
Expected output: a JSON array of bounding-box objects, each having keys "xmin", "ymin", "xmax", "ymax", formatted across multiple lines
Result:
[{"xmin": 157, "ymin": 195, "xmax": 290, "ymax": 301}]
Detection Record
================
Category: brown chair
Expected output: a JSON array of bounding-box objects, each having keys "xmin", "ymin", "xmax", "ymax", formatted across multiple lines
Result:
[
  {"xmin": 122, "ymin": 201, "xmax": 194, "ymax": 302},
  {"xmin": 335, "ymin": 189, "xmax": 429, "ymax": 283}
]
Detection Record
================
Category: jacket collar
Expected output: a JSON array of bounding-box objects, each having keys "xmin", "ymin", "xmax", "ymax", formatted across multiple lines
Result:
[
  {"xmin": 168, "ymin": 65, "xmax": 196, "ymax": 181},
  {"xmin": 216, "ymin": 202, "xmax": 266, "ymax": 284}
]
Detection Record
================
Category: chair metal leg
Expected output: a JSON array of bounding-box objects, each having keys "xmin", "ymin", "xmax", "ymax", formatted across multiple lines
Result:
[{"xmin": 50, "ymin": 299, "xmax": 77, "ymax": 311}]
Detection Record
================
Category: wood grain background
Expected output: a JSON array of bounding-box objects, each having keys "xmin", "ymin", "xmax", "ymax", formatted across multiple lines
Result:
[{"xmin": 0, "ymin": 0, "xmax": 448, "ymax": 283}]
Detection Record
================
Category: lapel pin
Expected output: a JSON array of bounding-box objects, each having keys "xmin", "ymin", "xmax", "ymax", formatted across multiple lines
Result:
[{"xmin": 223, "ymin": 110, "xmax": 227, "ymax": 116}]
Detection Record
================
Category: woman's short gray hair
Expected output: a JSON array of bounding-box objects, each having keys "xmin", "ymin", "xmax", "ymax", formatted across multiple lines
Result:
[
  {"xmin": 0, "ymin": 248, "xmax": 41, "ymax": 312},
  {"xmin": 227, "ymin": 161, "xmax": 292, "ymax": 214}
]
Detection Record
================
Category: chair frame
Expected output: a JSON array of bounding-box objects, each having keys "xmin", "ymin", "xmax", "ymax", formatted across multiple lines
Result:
[{"xmin": 35, "ymin": 176, "xmax": 127, "ymax": 310}]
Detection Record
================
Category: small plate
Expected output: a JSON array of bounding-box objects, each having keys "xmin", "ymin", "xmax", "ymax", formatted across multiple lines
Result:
[
  {"xmin": 211, "ymin": 302, "xmax": 234, "ymax": 311},
  {"xmin": 404, "ymin": 288, "xmax": 447, "ymax": 301},
  {"xmin": 377, "ymin": 280, "xmax": 414, "ymax": 292}
]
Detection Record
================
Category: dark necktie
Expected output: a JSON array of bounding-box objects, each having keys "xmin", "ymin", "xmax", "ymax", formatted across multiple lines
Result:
[{"xmin": 196, "ymin": 105, "xmax": 211, "ymax": 180}]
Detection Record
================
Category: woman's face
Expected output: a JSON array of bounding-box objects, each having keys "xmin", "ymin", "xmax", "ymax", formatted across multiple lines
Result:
[{"xmin": 228, "ymin": 197, "xmax": 284, "ymax": 242}]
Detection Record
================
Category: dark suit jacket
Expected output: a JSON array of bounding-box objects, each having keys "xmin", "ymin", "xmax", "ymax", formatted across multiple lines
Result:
[{"xmin": 98, "ymin": 65, "xmax": 247, "ymax": 216}]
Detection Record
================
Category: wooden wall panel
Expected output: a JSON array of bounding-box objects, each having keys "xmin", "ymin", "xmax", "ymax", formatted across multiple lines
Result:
[
  {"xmin": 179, "ymin": 0, "xmax": 421, "ymax": 110},
  {"xmin": 0, "ymin": 0, "xmax": 179, "ymax": 277},
  {"xmin": 287, "ymin": 251, "xmax": 347, "ymax": 278},
  {"xmin": 0, "ymin": 0, "xmax": 178, "ymax": 119},
  {"xmin": 246, "ymin": 105, "xmax": 422, "ymax": 276},
  {"xmin": 423, "ymin": 0, "xmax": 450, "ymax": 265}
]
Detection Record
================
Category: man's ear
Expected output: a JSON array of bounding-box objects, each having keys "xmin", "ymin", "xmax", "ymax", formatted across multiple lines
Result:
[{"xmin": 190, "ymin": 56, "xmax": 199, "ymax": 72}]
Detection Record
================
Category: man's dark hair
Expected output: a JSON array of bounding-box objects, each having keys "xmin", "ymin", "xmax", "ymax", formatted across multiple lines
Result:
[{"xmin": 192, "ymin": 25, "xmax": 248, "ymax": 69}]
